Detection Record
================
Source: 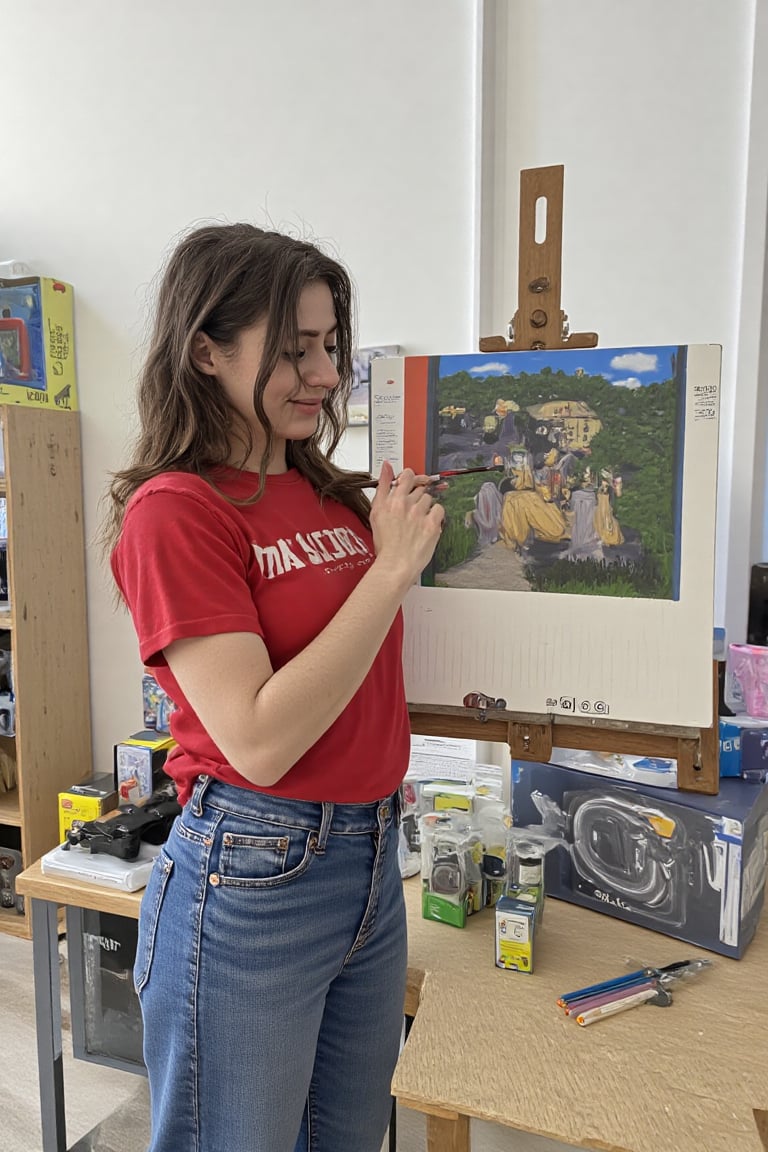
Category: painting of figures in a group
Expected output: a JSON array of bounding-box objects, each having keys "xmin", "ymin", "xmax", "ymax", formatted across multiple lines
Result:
[{"xmin": 423, "ymin": 346, "xmax": 685, "ymax": 599}]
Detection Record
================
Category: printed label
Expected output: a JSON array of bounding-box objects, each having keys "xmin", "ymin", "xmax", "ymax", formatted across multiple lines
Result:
[
  {"xmin": 693, "ymin": 382, "xmax": 718, "ymax": 421},
  {"xmin": 545, "ymin": 695, "xmax": 610, "ymax": 716}
]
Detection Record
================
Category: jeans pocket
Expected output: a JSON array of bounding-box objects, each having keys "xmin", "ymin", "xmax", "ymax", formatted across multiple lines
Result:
[
  {"xmin": 216, "ymin": 826, "xmax": 316, "ymax": 888},
  {"xmin": 134, "ymin": 848, "xmax": 174, "ymax": 995}
]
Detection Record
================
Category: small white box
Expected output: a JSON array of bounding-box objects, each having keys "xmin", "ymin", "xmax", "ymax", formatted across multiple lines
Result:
[{"xmin": 41, "ymin": 841, "xmax": 160, "ymax": 891}]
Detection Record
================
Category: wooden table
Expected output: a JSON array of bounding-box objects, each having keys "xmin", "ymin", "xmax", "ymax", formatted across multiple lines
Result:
[
  {"xmin": 16, "ymin": 862, "xmax": 144, "ymax": 1152},
  {"xmin": 16, "ymin": 862, "xmax": 768, "ymax": 1152},
  {"xmin": 399, "ymin": 878, "xmax": 768, "ymax": 1152}
]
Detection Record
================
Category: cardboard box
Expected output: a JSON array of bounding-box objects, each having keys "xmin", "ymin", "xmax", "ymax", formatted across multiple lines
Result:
[
  {"xmin": 71, "ymin": 909, "xmax": 145, "ymax": 1067},
  {"xmin": 719, "ymin": 718, "xmax": 743, "ymax": 777},
  {"xmin": 511, "ymin": 760, "xmax": 768, "ymax": 959},
  {"xmin": 0, "ymin": 277, "xmax": 78, "ymax": 409},
  {"xmin": 741, "ymin": 726, "xmax": 768, "ymax": 782},
  {"xmin": 59, "ymin": 774, "xmax": 117, "ymax": 843},
  {"xmin": 495, "ymin": 889, "xmax": 537, "ymax": 973},
  {"xmin": 718, "ymin": 717, "xmax": 768, "ymax": 777},
  {"xmin": 142, "ymin": 672, "xmax": 177, "ymax": 733},
  {"xmin": 114, "ymin": 731, "xmax": 175, "ymax": 806}
]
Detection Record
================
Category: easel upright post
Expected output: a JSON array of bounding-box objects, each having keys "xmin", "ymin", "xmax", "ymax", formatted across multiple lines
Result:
[{"xmin": 480, "ymin": 164, "xmax": 598, "ymax": 353}]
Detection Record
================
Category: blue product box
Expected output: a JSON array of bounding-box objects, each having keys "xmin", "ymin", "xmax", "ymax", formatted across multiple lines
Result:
[
  {"xmin": 719, "ymin": 718, "xmax": 743, "ymax": 777},
  {"xmin": 719, "ymin": 718, "xmax": 768, "ymax": 778},
  {"xmin": 142, "ymin": 672, "xmax": 177, "ymax": 733},
  {"xmin": 511, "ymin": 760, "xmax": 768, "ymax": 958}
]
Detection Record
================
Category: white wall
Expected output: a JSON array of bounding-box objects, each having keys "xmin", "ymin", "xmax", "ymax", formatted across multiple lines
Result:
[
  {"xmin": 749, "ymin": 5, "xmax": 768, "ymax": 566},
  {"xmin": 4, "ymin": 0, "xmax": 767, "ymax": 775},
  {"xmin": 2, "ymin": 0, "xmax": 480, "ymax": 772},
  {"xmin": 480, "ymin": 0, "xmax": 767, "ymax": 643}
]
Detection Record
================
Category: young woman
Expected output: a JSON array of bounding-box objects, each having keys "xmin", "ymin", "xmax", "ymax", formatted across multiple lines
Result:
[{"xmin": 105, "ymin": 223, "xmax": 444, "ymax": 1152}]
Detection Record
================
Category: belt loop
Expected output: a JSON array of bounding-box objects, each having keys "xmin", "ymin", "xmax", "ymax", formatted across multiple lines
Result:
[
  {"xmin": 315, "ymin": 802, "xmax": 334, "ymax": 854},
  {"xmin": 190, "ymin": 775, "xmax": 212, "ymax": 817},
  {"xmin": 394, "ymin": 787, "xmax": 403, "ymax": 827},
  {"xmin": 378, "ymin": 795, "xmax": 393, "ymax": 831}
]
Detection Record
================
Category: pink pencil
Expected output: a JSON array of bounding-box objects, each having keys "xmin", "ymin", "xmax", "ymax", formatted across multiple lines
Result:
[{"xmin": 576, "ymin": 985, "xmax": 660, "ymax": 1027}]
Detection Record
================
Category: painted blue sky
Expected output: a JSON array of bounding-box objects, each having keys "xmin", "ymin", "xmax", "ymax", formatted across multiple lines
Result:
[{"xmin": 438, "ymin": 345, "xmax": 678, "ymax": 390}]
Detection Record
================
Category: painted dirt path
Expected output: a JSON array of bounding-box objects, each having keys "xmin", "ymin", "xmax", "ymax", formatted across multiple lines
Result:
[{"xmin": 436, "ymin": 540, "xmax": 532, "ymax": 591}]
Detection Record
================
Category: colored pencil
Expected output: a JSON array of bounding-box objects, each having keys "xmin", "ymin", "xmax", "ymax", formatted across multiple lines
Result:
[
  {"xmin": 576, "ymin": 986, "xmax": 660, "ymax": 1027},
  {"xmin": 557, "ymin": 959, "xmax": 696, "ymax": 1009},
  {"xmin": 557, "ymin": 968, "xmax": 649, "ymax": 1007},
  {"xmin": 565, "ymin": 980, "xmax": 657, "ymax": 1017},
  {"xmin": 561, "ymin": 972, "xmax": 654, "ymax": 1013}
]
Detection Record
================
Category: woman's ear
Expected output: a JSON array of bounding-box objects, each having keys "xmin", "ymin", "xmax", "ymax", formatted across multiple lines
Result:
[{"xmin": 191, "ymin": 331, "xmax": 219, "ymax": 376}]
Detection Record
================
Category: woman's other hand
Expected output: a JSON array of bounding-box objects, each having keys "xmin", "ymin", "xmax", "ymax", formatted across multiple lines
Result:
[{"xmin": 370, "ymin": 461, "xmax": 444, "ymax": 588}]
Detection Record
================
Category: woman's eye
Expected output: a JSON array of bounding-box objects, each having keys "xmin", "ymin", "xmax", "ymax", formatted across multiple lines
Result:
[
  {"xmin": 284, "ymin": 349, "xmax": 306, "ymax": 361},
  {"xmin": 325, "ymin": 345, "xmax": 338, "ymax": 362}
]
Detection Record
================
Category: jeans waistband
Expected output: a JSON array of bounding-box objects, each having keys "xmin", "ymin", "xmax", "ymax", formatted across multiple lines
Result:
[{"xmin": 188, "ymin": 776, "xmax": 399, "ymax": 848}]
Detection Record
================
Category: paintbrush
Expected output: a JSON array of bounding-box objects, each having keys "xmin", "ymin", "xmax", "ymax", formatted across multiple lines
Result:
[{"xmin": 363, "ymin": 464, "xmax": 505, "ymax": 489}]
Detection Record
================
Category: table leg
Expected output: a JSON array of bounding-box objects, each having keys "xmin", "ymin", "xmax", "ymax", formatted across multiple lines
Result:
[
  {"xmin": 31, "ymin": 898, "xmax": 67, "ymax": 1152},
  {"xmin": 426, "ymin": 1113, "xmax": 470, "ymax": 1151}
]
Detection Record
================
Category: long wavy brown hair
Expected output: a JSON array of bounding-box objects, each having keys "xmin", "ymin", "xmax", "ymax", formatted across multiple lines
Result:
[{"xmin": 102, "ymin": 223, "xmax": 373, "ymax": 555}]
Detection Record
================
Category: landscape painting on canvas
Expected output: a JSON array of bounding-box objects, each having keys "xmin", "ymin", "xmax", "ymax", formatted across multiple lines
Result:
[
  {"xmin": 418, "ymin": 346, "xmax": 686, "ymax": 599},
  {"xmin": 369, "ymin": 343, "xmax": 720, "ymax": 726}
]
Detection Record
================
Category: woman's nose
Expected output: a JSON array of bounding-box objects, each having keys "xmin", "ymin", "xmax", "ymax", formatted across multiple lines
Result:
[{"xmin": 304, "ymin": 357, "xmax": 339, "ymax": 389}]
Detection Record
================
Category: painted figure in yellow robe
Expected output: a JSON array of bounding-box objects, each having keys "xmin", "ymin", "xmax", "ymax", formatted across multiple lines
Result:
[
  {"xmin": 499, "ymin": 474, "xmax": 566, "ymax": 550},
  {"xmin": 594, "ymin": 478, "xmax": 624, "ymax": 546}
]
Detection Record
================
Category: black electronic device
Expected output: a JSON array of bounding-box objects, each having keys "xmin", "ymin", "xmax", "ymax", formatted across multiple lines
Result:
[
  {"xmin": 65, "ymin": 797, "xmax": 180, "ymax": 860},
  {"xmin": 748, "ymin": 563, "xmax": 768, "ymax": 646}
]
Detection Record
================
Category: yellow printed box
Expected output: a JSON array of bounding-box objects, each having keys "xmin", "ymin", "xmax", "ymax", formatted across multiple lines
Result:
[
  {"xmin": 59, "ymin": 774, "xmax": 118, "ymax": 844},
  {"xmin": 0, "ymin": 276, "xmax": 78, "ymax": 410}
]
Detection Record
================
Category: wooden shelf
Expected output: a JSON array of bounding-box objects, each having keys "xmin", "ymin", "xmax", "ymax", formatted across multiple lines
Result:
[
  {"xmin": 0, "ymin": 903, "xmax": 29, "ymax": 939},
  {"xmin": 0, "ymin": 408, "xmax": 92, "ymax": 940},
  {"xmin": 0, "ymin": 789, "xmax": 21, "ymax": 826},
  {"xmin": 0, "ymin": 479, "xmax": 6, "ymax": 497}
]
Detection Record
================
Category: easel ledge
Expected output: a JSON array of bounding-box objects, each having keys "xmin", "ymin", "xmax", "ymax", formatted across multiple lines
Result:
[{"xmin": 408, "ymin": 661, "xmax": 720, "ymax": 795}]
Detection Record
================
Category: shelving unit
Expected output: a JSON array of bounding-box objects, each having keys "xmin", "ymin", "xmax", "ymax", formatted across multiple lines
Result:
[{"xmin": 0, "ymin": 406, "xmax": 92, "ymax": 939}]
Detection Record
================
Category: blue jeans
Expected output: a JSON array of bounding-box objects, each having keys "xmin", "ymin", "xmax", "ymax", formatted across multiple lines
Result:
[{"xmin": 135, "ymin": 776, "xmax": 407, "ymax": 1152}]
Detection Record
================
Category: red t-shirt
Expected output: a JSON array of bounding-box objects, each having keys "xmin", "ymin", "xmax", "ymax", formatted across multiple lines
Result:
[{"xmin": 111, "ymin": 468, "xmax": 410, "ymax": 806}]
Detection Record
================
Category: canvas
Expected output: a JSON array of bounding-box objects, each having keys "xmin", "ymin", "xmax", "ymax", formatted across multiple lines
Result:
[
  {"xmin": 424, "ymin": 346, "xmax": 685, "ymax": 599},
  {"xmin": 370, "ymin": 344, "xmax": 720, "ymax": 727}
]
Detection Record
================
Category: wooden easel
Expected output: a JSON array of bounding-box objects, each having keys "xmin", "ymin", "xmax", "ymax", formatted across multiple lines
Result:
[
  {"xmin": 408, "ymin": 163, "xmax": 720, "ymax": 795},
  {"xmin": 479, "ymin": 165, "xmax": 598, "ymax": 354}
]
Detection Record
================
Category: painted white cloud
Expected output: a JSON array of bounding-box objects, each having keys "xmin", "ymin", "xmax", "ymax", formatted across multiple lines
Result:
[
  {"xmin": 610, "ymin": 352, "xmax": 658, "ymax": 373},
  {"xmin": 469, "ymin": 362, "xmax": 510, "ymax": 376},
  {"xmin": 613, "ymin": 377, "xmax": 643, "ymax": 389}
]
